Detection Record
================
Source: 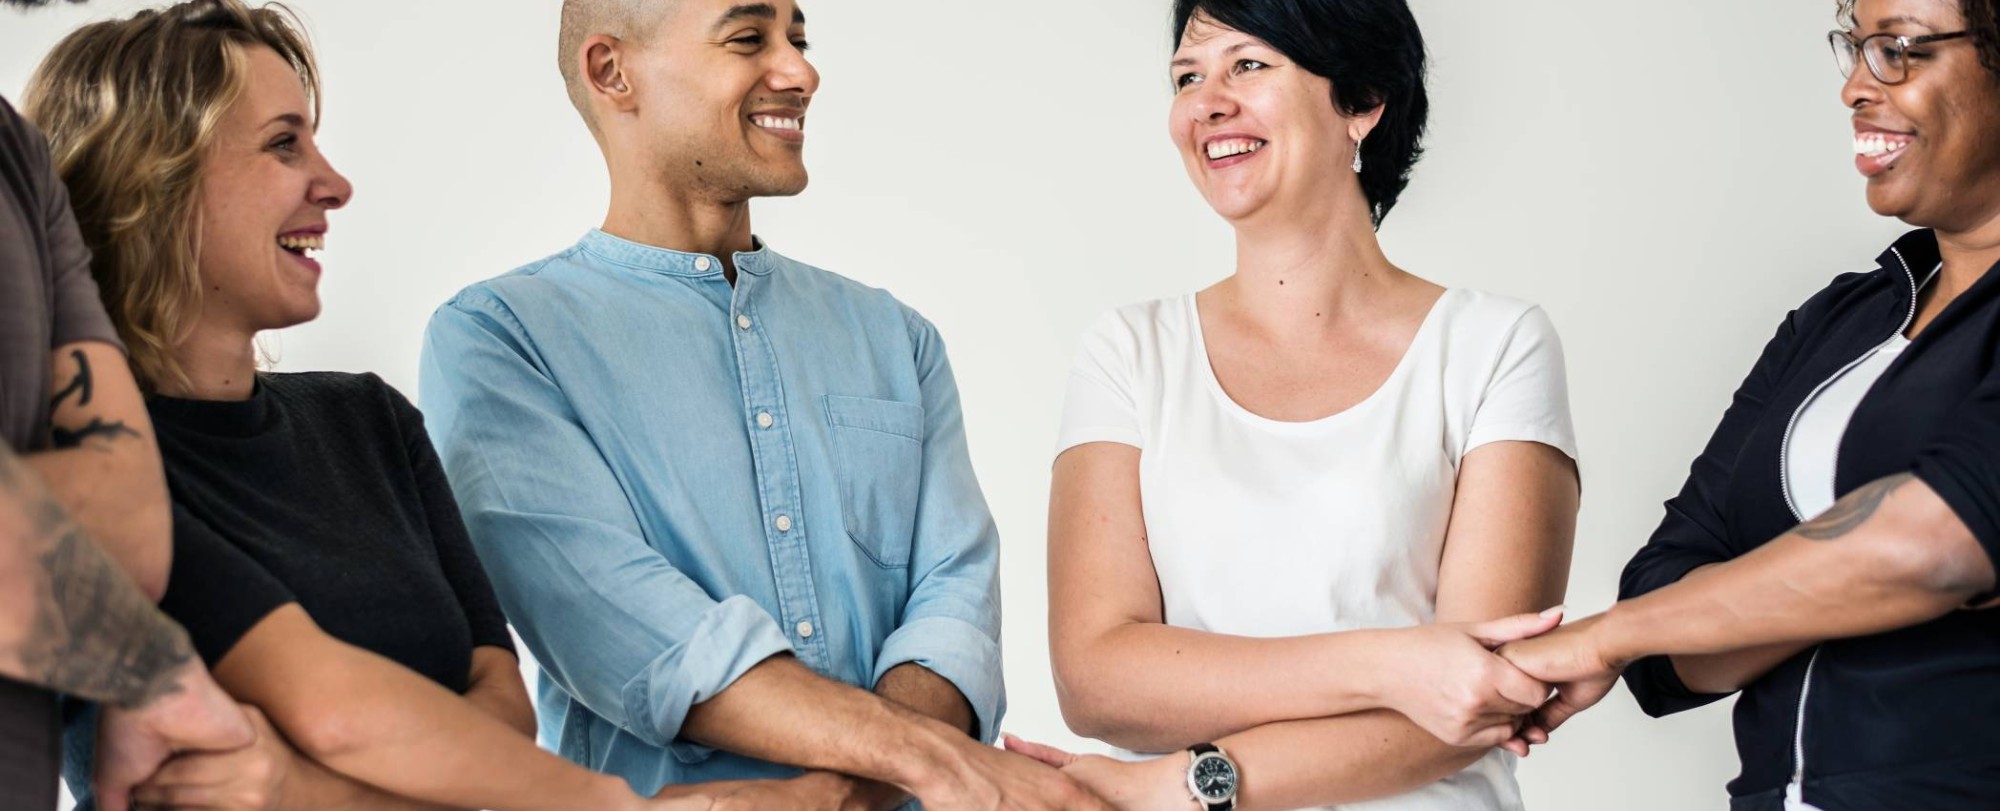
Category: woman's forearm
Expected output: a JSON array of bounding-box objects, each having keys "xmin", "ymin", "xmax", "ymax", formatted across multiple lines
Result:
[
  {"xmin": 1057, "ymin": 623, "xmax": 1407, "ymax": 752},
  {"xmin": 1216, "ymin": 710, "xmax": 1486, "ymax": 811},
  {"xmin": 279, "ymin": 754, "xmax": 459, "ymax": 811},
  {"xmin": 1600, "ymin": 474, "xmax": 1994, "ymax": 666},
  {"xmin": 217, "ymin": 607, "xmax": 640, "ymax": 811},
  {"xmin": 1669, "ymin": 643, "xmax": 1814, "ymax": 695}
]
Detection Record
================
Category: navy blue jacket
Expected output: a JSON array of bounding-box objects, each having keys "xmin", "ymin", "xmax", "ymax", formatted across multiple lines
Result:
[{"xmin": 1620, "ymin": 229, "xmax": 2000, "ymax": 811}]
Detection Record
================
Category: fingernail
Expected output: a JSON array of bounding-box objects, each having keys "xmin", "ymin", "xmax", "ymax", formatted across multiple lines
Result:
[{"xmin": 1540, "ymin": 605, "xmax": 1566, "ymax": 619}]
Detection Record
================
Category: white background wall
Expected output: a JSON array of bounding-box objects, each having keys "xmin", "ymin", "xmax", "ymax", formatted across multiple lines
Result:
[{"xmin": 4, "ymin": 1, "xmax": 1910, "ymax": 808}]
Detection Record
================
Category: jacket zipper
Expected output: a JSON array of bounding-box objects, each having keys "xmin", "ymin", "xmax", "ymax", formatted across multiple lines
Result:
[{"xmin": 1775, "ymin": 247, "xmax": 1926, "ymax": 805}]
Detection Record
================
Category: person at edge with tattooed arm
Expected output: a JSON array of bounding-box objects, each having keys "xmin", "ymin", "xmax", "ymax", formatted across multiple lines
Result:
[
  {"xmin": 0, "ymin": 448, "xmax": 253, "ymax": 811},
  {"xmin": 1497, "ymin": 0, "xmax": 2000, "ymax": 808},
  {"xmin": 1, "ymin": 1, "xmax": 254, "ymax": 809}
]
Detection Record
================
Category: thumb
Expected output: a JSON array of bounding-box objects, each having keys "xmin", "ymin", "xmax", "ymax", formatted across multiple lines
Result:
[
  {"xmin": 1002, "ymin": 734, "xmax": 1077, "ymax": 768},
  {"xmin": 1467, "ymin": 606, "xmax": 1564, "ymax": 649}
]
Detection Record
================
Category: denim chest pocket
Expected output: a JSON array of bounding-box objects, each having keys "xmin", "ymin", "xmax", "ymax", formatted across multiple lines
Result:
[{"xmin": 823, "ymin": 395, "xmax": 924, "ymax": 569}]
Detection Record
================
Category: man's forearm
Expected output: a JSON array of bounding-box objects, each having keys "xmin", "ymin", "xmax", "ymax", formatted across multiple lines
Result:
[
  {"xmin": 680, "ymin": 655, "xmax": 971, "ymax": 796},
  {"xmin": 24, "ymin": 450, "xmax": 169, "ymax": 599},
  {"xmin": 806, "ymin": 663, "xmax": 979, "ymax": 809},
  {"xmin": 0, "ymin": 444, "xmax": 195, "ymax": 708},
  {"xmin": 877, "ymin": 662, "xmax": 976, "ymax": 736},
  {"xmin": 1599, "ymin": 474, "xmax": 1994, "ymax": 666}
]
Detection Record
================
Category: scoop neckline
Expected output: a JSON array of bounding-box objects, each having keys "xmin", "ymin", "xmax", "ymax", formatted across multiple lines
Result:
[{"xmin": 1186, "ymin": 288, "xmax": 1457, "ymax": 431}]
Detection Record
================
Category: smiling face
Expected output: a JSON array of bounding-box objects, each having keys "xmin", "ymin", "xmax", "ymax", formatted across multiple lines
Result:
[
  {"xmin": 1843, "ymin": 0, "xmax": 2000, "ymax": 231},
  {"xmin": 1167, "ymin": 13, "xmax": 1378, "ymax": 225},
  {"xmin": 619, "ymin": 0, "xmax": 818, "ymax": 201},
  {"xmin": 193, "ymin": 44, "xmax": 351, "ymax": 336}
]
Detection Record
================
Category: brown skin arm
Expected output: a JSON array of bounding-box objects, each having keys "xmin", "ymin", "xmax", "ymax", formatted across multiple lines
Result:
[
  {"xmin": 679, "ymin": 655, "xmax": 1114, "ymax": 811},
  {"xmin": 809, "ymin": 662, "xmax": 981, "ymax": 810},
  {"xmin": 26, "ymin": 342, "xmax": 170, "ymax": 599},
  {"xmin": 1502, "ymin": 473, "xmax": 1998, "ymax": 739}
]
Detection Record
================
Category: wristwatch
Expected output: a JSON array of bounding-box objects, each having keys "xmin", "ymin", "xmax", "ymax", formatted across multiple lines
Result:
[{"xmin": 1185, "ymin": 743, "xmax": 1239, "ymax": 811}]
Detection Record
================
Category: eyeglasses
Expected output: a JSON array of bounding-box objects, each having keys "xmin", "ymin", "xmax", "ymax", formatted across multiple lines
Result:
[{"xmin": 1829, "ymin": 29, "xmax": 1972, "ymax": 85}]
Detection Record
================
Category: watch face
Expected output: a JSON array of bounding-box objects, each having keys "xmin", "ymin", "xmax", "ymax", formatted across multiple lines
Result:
[{"xmin": 1192, "ymin": 754, "xmax": 1238, "ymax": 800}]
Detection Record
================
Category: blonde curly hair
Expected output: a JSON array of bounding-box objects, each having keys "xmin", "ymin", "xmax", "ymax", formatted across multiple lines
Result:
[{"xmin": 24, "ymin": 0, "xmax": 319, "ymax": 393}]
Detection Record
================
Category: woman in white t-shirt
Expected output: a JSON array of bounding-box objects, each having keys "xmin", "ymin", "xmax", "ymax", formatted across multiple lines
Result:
[{"xmin": 1002, "ymin": 2, "xmax": 1581, "ymax": 810}]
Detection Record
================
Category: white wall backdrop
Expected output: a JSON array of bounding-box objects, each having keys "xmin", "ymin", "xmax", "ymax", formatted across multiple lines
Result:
[{"xmin": 4, "ymin": 1, "xmax": 1908, "ymax": 809}]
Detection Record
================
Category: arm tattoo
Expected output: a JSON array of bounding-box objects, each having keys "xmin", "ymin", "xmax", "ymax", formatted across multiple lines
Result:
[
  {"xmin": 50, "ymin": 349, "xmax": 94, "ymax": 409},
  {"xmin": 52, "ymin": 419, "xmax": 141, "ymax": 450},
  {"xmin": 47, "ymin": 349, "xmax": 138, "ymax": 450},
  {"xmin": 0, "ymin": 447, "xmax": 195, "ymax": 708},
  {"xmin": 1794, "ymin": 473, "xmax": 1915, "ymax": 542}
]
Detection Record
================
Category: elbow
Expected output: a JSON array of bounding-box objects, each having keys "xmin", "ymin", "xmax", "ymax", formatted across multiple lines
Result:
[
  {"xmin": 126, "ymin": 500, "xmax": 172, "ymax": 602},
  {"xmin": 280, "ymin": 699, "xmax": 376, "ymax": 764},
  {"xmin": 1052, "ymin": 664, "xmax": 1179, "ymax": 752},
  {"xmin": 1870, "ymin": 536, "xmax": 1984, "ymax": 607}
]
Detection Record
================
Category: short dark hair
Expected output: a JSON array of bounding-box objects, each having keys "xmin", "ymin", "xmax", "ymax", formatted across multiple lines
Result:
[
  {"xmin": 1838, "ymin": 0, "xmax": 2000, "ymax": 79},
  {"xmin": 1174, "ymin": 0, "xmax": 1429, "ymax": 226}
]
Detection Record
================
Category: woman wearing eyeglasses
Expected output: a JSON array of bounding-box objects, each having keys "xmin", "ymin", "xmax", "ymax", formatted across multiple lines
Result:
[{"xmin": 1492, "ymin": 0, "xmax": 2000, "ymax": 808}]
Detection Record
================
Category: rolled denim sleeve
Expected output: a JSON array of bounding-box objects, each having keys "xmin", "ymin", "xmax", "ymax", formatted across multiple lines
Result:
[
  {"xmin": 420, "ymin": 292, "xmax": 793, "ymax": 755},
  {"xmin": 870, "ymin": 314, "xmax": 1005, "ymax": 742}
]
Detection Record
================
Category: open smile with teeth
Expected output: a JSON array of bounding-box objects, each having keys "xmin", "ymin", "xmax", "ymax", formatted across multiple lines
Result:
[
  {"xmin": 1206, "ymin": 138, "xmax": 1267, "ymax": 161},
  {"xmin": 1855, "ymin": 132, "xmax": 1912, "ymax": 159},
  {"xmin": 278, "ymin": 234, "xmax": 323, "ymax": 256},
  {"xmin": 751, "ymin": 114, "xmax": 804, "ymax": 132}
]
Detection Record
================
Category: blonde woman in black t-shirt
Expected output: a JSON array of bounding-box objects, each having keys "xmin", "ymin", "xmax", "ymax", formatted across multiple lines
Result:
[{"xmin": 23, "ymin": 3, "xmax": 707, "ymax": 811}]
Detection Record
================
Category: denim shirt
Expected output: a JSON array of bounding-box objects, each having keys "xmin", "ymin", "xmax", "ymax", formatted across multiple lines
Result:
[{"xmin": 419, "ymin": 230, "xmax": 1005, "ymax": 794}]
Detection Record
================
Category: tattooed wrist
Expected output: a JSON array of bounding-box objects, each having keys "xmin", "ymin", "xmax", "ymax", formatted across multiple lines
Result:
[{"xmin": 1, "ymin": 446, "xmax": 195, "ymax": 707}]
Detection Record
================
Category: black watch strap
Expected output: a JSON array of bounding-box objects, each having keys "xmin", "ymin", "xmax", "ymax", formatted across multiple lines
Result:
[{"xmin": 1188, "ymin": 743, "xmax": 1234, "ymax": 811}]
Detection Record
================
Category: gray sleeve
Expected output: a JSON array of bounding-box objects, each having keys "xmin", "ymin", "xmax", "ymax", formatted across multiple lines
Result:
[{"xmin": 19, "ymin": 105, "xmax": 121, "ymax": 353}]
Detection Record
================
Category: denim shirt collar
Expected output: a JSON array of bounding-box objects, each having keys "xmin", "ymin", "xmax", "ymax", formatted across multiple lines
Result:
[{"xmin": 578, "ymin": 229, "xmax": 778, "ymax": 278}]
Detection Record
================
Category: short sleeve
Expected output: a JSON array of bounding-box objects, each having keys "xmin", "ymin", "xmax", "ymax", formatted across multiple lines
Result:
[
  {"xmin": 1911, "ymin": 365, "xmax": 2000, "ymax": 603},
  {"xmin": 17, "ymin": 103, "xmax": 121, "ymax": 353},
  {"xmin": 158, "ymin": 504, "xmax": 297, "ymax": 666},
  {"xmin": 1463, "ymin": 305, "xmax": 1579, "ymax": 462},
  {"xmin": 1056, "ymin": 310, "xmax": 1145, "ymax": 455}
]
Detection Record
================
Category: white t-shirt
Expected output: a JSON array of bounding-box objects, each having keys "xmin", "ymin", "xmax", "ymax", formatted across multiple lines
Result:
[
  {"xmin": 1785, "ymin": 334, "xmax": 1911, "ymax": 519},
  {"xmin": 1056, "ymin": 289, "xmax": 1578, "ymax": 811}
]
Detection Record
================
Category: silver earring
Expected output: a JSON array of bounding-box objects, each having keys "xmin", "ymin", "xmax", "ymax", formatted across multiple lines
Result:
[{"xmin": 1352, "ymin": 137, "xmax": 1365, "ymax": 173}]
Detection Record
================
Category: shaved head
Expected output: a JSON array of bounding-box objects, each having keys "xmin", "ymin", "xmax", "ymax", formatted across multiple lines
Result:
[{"xmin": 558, "ymin": 0, "xmax": 672, "ymax": 133}]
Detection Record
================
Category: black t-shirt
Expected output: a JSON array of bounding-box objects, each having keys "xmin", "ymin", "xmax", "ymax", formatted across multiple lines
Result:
[
  {"xmin": 149, "ymin": 372, "xmax": 515, "ymax": 683},
  {"xmin": 63, "ymin": 372, "xmax": 515, "ymax": 809},
  {"xmin": 0, "ymin": 95, "xmax": 123, "ymax": 811}
]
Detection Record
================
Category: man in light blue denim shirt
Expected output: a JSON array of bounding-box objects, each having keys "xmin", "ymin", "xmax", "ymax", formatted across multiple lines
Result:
[{"xmin": 419, "ymin": 2, "xmax": 1110, "ymax": 810}]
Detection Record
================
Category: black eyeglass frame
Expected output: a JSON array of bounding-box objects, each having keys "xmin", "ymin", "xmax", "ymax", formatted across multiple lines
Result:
[{"xmin": 1829, "ymin": 29, "xmax": 1973, "ymax": 85}]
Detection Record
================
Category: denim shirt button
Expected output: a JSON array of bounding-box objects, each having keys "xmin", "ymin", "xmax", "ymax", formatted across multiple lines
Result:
[
  {"xmin": 795, "ymin": 621, "xmax": 815, "ymax": 639},
  {"xmin": 694, "ymin": 256, "xmax": 713, "ymax": 271}
]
